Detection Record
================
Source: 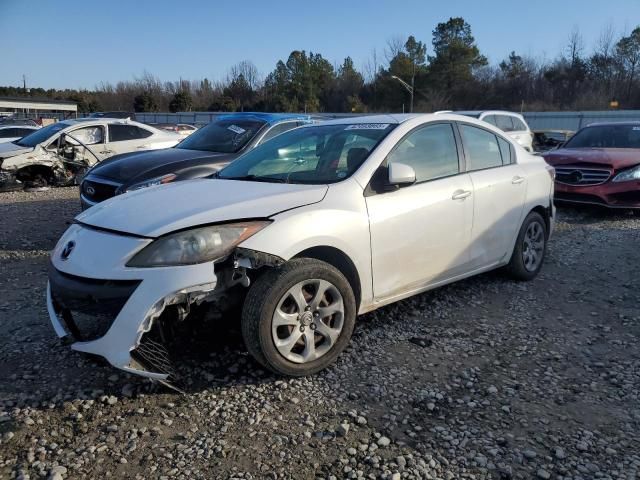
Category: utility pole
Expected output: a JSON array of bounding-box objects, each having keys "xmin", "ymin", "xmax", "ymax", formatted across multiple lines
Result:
[
  {"xmin": 22, "ymin": 74, "xmax": 26, "ymax": 91},
  {"xmin": 392, "ymin": 76, "xmax": 414, "ymax": 113}
]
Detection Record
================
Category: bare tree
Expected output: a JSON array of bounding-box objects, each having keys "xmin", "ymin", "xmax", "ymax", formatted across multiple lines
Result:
[
  {"xmin": 228, "ymin": 60, "xmax": 261, "ymax": 90},
  {"xmin": 385, "ymin": 35, "xmax": 405, "ymax": 63},
  {"xmin": 567, "ymin": 26, "xmax": 585, "ymax": 65}
]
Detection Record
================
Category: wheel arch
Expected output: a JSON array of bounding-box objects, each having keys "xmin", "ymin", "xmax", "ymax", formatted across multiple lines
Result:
[
  {"xmin": 529, "ymin": 204, "xmax": 551, "ymax": 238},
  {"xmin": 16, "ymin": 164, "xmax": 56, "ymax": 183},
  {"xmin": 293, "ymin": 246, "xmax": 362, "ymax": 310}
]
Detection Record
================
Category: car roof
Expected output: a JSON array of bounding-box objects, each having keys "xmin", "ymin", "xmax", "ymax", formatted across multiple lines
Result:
[
  {"xmin": 454, "ymin": 110, "xmax": 525, "ymax": 117},
  {"xmin": 316, "ymin": 113, "xmax": 495, "ymax": 126},
  {"xmin": 584, "ymin": 121, "xmax": 640, "ymax": 128},
  {"xmin": 0, "ymin": 125, "xmax": 39, "ymax": 130},
  {"xmin": 217, "ymin": 112, "xmax": 311, "ymax": 124}
]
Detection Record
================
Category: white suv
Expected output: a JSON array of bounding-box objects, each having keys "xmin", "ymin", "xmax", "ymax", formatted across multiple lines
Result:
[
  {"xmin": 448, "ymin": 111, "xmax": 534, "ymax": 152},
  {"xmin": 47, "ymin": 114, "xmax": 554, "ymax": 383}
]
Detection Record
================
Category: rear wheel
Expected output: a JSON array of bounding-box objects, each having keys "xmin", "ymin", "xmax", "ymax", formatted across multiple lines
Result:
[
  {"xmin": 241, "ymin": 258, "xmax": 356, "ymax": 376},
  {"xmin": 505, "ymin": 211, "xmax": 547, "ymax": 281}
]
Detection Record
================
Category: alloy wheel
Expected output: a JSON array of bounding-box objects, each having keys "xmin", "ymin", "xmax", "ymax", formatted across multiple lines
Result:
[
  {"xmin": 271, "ymin": 279, "xmax": 344, "ymax": 363},
  {"xmin": 522, "ymin": 220, "xmax": 545, "ymax": 272}
]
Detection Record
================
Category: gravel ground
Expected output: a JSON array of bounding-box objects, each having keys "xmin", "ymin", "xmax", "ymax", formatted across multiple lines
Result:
[{"xmin": 0, "ymin": 187, "xmax": 639, "ymax": 480}]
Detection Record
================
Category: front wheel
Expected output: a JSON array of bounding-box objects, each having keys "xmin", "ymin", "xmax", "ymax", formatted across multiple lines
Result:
[
  {"xmin": 505, "ymin": 211, "xmax": 547, "ymax": 281},
  {"xmin": 241, "ymin": 258, "xmax": 356, "ymax": 376}
]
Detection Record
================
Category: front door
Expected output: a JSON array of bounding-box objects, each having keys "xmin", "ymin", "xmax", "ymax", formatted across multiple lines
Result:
[{"xmin": 366, "ymin": 122, "xmax": 474, "ymax": 300}]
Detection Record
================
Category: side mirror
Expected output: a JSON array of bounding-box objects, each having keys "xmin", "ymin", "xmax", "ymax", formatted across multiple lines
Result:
[{"xmin": 388, "ymin": 162, "xmax": 416, "ymax": 186}]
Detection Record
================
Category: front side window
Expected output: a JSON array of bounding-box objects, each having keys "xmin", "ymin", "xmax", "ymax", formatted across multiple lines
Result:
[
  {"xmin": 459, "ymin": 124, "xmax": 503, "ymax": 171},
  {"xmin": 68, "ymin": 126, "xmax": 104, "ymax": 145},
  {"xmin": 218, "ymin": 123, "xmax": 395, "ymax": 184},
  {"xmin": 495, "ymin": 115, "xmax": 515, "ymax": 132},
  {"xmin": 387, "ymin": 123, "xmax": 460, "ymax": 182},
  {"xmin": 177, "ymin": 119, "xmax": 266, "ymax": 153},
  {"xmin": 109, "ymin": 125, "xmax": 152, "ymax": 142},
  {"xmin": 482, "ymin": 115, "xmax": 497, "ymax": 126}
]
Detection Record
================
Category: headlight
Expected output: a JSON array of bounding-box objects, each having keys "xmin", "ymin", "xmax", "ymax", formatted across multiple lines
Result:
[
  {"xmin": 612, "ymin": 165, "xmax": 640, "ymax": 183},
  {"xmin": 126, "ymin": 221, "xmax": 271, "ymax": 267},
  {"xmin": 126, "ymin": 173, "xmax": 177, "ymax": 192}
]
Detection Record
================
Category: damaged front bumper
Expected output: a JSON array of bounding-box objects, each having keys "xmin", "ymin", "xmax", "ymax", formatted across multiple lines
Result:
[{"xmin": 46, "ymin": 224, "xmax": 224, "ymax": 381}]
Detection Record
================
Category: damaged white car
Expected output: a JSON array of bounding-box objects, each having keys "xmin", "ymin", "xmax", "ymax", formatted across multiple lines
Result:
[
  {"xmin": 47, "ymin": 114, "xmax": 555, "ymax": 385},
  {"xmin": 0, "ymin": 118, "xmax": 180, "ymax": 189}
]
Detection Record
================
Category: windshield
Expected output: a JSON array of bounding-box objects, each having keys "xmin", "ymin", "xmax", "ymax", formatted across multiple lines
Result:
[
  {"xmin": 218, "ymin": 123, "xmax": 396, "ymax": 184},
  {"xmin": 15, "ymin": 122, "xmax": 69, "ymax": 148},
  {"xmin": 564, "ymin": 124, "xmax": 640, "ymax": 149},
  {"xmin": 176, "ymin": 119, "xmax": 265, "ymax": 153}
]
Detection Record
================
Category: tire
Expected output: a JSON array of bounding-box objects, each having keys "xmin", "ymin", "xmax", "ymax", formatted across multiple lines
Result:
[
  {"xmin": 505, "ymin": 211, "xmax": 547, "ymax": 281},
  {"xmin": 241, "ymin": 258, "xmax": 356, "ymax": 376}
]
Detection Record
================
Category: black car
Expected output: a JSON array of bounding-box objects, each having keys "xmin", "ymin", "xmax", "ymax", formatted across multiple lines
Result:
[{"xmin": 80, "ymin": 113, "xmax": 311, "ymax": 209}]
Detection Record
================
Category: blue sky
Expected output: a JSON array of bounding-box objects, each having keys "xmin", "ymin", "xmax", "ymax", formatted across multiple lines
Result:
[{"xmin": 2, "ymin": 0, "xmax": 639, "ymax": 90}]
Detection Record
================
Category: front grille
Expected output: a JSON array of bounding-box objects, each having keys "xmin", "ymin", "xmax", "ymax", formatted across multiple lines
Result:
[
  {"xmin": 555, "ymin": 166, "xmax": 611, "ymax": 186},
  {"xmin": 49, "ymin": 266, "xmax": 140, "ymax": 342},
  {"xmin": 82, "ymin": 179, "xmax": 119, "ymax": 203}
]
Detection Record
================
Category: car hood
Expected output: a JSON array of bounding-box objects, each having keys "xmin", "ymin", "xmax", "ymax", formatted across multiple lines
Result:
[
  {"xmin": 0, "ymin": 142, "xmax": 31, "ymax": 159},
  {"xmin": 76, "ymin": 178, "xmax": 328, "ymax": 237},
  {"xmin": 88, "ymin": 148, "xmax": 233, "ymax": 183},
  {"xmin": 544, "ymin": 148, "xmax": 640, "ymax": 170}
]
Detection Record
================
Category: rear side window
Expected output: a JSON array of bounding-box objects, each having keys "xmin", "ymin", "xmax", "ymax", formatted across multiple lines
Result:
[
  {"xmin": 495, "ymin": 115, "xmax": 515, "ymax": 132},
  {"xmin": 511, "ymin": 117, "xmax": 527, "ymax": 131},
  {"xmin": 0, "ymin": 128, "xmax": 19, "ymax": 138},
  {"xmin": 109, "ymin": 124, "xmax": 153, "ymax": 142},
  {"xmin": 387, "ymin": 123, "xmax": 460, "ymax": 182},
  {"xmin": 497, "ymin": 137, "xmax": 513, "ymax": 165},
  {"xmin": 459, "ymin": 124, "xmax": 503, "ymax": 171}
]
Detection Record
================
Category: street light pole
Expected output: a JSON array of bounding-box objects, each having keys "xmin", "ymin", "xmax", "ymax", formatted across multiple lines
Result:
[{"xmin": 391, "ymin": 75, "xmax": 414, "ymax": 113}]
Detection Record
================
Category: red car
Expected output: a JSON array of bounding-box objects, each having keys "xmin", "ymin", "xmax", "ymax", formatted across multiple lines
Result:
[{"xmin": 543, "ymin": 122, "xmax": 640, "ymax": 209}]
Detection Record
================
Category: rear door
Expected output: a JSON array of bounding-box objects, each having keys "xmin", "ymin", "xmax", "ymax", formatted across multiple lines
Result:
[
  {"xmin": 458, "ymin": 123, "xmax": 527, "ymax": 268},
  {"xmin": 105, "ymin": 124, "xmax": 155, "ymax": 156}
]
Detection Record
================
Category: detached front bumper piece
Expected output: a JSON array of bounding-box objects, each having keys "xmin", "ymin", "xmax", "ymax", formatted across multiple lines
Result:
[
  {"xmin": 0, "ymin": 169, "xmax": 21, "ymax": 192},
  {"xmin": 46, "ymin": 223, "xmax": 220, "ymax": 381}
]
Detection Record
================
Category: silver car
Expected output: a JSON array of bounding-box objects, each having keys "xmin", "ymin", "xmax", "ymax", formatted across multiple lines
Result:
[{"xmin": 47, "ymin": 114, "xmax": 555, "ymax": 382}]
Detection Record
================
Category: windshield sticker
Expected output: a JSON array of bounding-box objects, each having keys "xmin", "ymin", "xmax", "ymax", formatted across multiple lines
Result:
[
  {"xmin": 345, "ymin": 123, "xmax": 389, "ymax": 130},
  {"xmin": 227, "ymin": 125, "xmax": 246, "ymax": 135}
]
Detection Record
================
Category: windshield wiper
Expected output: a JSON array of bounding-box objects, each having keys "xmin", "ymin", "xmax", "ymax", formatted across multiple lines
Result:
[{"xmin": 220, "ymin": 174, "xmax": 287, "ymax": 183}]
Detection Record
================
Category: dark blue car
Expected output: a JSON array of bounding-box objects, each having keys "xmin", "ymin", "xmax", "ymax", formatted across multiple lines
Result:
[{"xmin": 80, "ymin": 113, "xmax": 312, "ymax": 209}]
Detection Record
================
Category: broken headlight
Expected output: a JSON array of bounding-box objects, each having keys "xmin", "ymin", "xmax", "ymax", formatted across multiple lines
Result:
[{"xmin": 126, "ymin": 221, "xmax": 271, "ymax": 267}]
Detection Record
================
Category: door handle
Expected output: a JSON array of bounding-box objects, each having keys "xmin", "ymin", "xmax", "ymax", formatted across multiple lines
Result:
[
  {"xmin": 512, "ymin": 176, "xmax": 525, "ymax": 185},
  {"xmin": 99, "ymin": 150, "xmax": 114, "ymax": 155},
  {"xmin": 452, "ymin": 190, "xmax": 472, "ymax": 200},
  {"xmin": 136, "ymin": 145, "xmax": 149, "ymax": 149}
]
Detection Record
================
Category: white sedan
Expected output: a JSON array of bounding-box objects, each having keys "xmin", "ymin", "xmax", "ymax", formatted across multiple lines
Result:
[
  {"xmin": 0, "ymin": 118, "xmax": 180, "ymax": 189},
  {"xmin": 47, "ymin": 114, "xmax": 555, "ymax": 382},
  {"xmin": 0, "ymin": 125, "xmax": 40, "ymax": 144}
]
